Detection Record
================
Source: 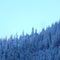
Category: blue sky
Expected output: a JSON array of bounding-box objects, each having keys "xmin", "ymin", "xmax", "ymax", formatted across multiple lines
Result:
[{"xmin": 0, "ymin": 0, "xmax": 60, "ymax": 38}]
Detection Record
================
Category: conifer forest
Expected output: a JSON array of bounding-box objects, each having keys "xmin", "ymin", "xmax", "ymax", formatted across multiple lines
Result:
[{"xmin": 0, "ymin": 21, "xmax": 60, "ymax": 60}]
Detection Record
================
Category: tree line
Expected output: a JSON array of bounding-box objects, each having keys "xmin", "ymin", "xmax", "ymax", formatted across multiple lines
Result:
[{"xmin": 0, "ymin": 21, "xmax": 60, "ymax": 60}]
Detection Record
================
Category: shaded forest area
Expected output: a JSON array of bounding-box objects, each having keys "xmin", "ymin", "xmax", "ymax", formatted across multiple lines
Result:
[{"xmin": 0, "ymin": 21, "xmax": 60, "ymax": 60}]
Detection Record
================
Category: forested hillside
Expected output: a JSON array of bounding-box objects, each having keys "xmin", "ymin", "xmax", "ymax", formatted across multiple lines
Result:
[{"xmin": 0, "ymin": 21, "xmax": 60, "ymax": 60}]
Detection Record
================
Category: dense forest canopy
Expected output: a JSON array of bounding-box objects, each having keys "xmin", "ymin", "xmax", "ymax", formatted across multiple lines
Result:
[{"xmin": 0, "ymin": 21, "xmax": 60, "ymax": 60}]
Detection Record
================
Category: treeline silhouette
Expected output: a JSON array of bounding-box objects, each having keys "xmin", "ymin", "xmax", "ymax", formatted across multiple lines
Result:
[{"xmin": 0, "ymin": 21, "xmax": 60, "ymax": 60}]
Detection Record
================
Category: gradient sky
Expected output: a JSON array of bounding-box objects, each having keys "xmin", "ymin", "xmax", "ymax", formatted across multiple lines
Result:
[{"xmin": 0, "ymin": 0, "xmax": 60, "ymax": 38}]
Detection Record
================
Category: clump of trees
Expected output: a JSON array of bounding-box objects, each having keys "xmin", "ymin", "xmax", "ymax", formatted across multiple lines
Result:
[{"xmin": 0, "ymin": 21, "xmax": 60, "ymax": 60}]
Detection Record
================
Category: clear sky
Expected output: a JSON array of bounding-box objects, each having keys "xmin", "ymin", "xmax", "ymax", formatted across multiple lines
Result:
[{"xmin": 0, "ymin": 0, "xmax": 60, "ymax": 38}]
